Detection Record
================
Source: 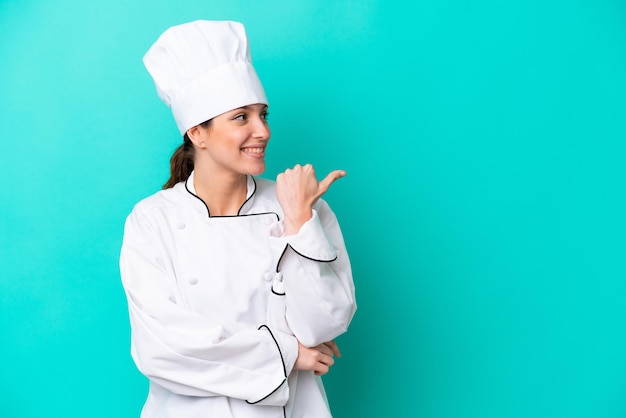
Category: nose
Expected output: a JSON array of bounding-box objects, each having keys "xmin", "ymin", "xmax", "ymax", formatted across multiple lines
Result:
[{"xmin": 253, "ymin": 115, "xmax": 270, "ymax": 140}]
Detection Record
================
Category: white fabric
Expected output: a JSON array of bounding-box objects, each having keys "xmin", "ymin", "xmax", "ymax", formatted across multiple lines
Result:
[
  {"xmin": 120, "ymin": 172, "xmax": 356, "ymax": 418},
  {"xmin": 143, "ymin": 20, "xmax": 268, "ymax": 135}
]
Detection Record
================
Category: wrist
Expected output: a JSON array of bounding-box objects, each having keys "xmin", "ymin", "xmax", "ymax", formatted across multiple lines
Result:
[{"xmin": 283, "ymin": 210, "xmax": 313, "ymax": 235}]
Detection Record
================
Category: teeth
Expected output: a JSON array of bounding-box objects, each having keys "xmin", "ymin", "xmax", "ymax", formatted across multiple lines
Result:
[{"xmin": 242, "ymin": 147, "xmax": 264, "ymax": 154}]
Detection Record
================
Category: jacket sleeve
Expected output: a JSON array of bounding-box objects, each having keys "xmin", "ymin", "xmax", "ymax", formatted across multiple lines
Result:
[
  {"xmin": 267, "ymin": 199, "xmax": 357, "ymax": 347},
  {"xmin": 119, "ymin": 208, "xmax": 298, "ymax": 405}
]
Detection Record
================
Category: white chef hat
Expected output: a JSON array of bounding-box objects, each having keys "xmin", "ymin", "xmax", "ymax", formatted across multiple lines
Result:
[{"xmin": 143, "ymin": 20, "xmax": 268, "ymax": 136}]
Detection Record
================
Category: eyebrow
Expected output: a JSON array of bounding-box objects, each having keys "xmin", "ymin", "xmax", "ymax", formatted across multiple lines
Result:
[{"xmin": 238, "ymin": 105, "xmax": 269, "ymax": 111}]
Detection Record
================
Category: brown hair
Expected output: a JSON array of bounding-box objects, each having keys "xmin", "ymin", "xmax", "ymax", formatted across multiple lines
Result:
[{"xmin": 163, "ymin": 119, "xmax": 212, "ymax": 189}]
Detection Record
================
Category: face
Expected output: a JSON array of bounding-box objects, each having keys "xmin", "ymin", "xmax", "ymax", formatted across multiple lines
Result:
[{"xmin": 189, "ymin": 103, "xmax": 270, "ymax": 177}]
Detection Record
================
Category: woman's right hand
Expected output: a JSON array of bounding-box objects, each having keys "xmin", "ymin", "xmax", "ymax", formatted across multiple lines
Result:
[
  {"xmin": 294, "ymin": 340, "xmax": 341, "ymax": 376},
  {"xmin": 276, "ymin": 164, "xmax": 346, "ymax": 235}
]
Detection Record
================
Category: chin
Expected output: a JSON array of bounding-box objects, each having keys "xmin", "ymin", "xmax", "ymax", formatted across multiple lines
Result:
[{"xmin": 247, "ymin": 165, "xmax": 266, "ymax": 176}]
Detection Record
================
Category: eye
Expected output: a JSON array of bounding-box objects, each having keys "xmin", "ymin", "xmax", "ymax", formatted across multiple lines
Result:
[
  {"xmin": 233, "ymin": 113, "xmax": 247, "ymax": 121},
  {"xmin": 261, "ymin": 111, "xmax": 270, "ymax": 121}
]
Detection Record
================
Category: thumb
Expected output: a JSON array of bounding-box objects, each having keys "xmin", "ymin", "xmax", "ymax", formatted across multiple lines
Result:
[{"xmin": 318, "ymin": 170, "xmax": 347, "ymax": 195}]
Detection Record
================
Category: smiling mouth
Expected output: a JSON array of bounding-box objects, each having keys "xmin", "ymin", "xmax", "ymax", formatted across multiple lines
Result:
[
  {"xmin": 241, "ymin": 146, "xmax": 266, "ymax": 156},
  {"xmin": 242, "ymin": 147, "xmax": 264, "ymax": 153}
]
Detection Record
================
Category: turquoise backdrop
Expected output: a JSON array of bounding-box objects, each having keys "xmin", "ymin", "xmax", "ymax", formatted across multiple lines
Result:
[{"xmin": 1, "ymin": 0, "xmax": 625, "ymax": 417}]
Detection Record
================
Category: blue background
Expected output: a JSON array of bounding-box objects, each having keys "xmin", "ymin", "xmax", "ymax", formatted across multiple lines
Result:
[{"xmin": 1, "ymin": 0, "xmax": 625, "ymax": 417}]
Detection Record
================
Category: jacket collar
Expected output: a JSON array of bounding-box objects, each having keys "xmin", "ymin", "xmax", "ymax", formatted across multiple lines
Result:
[{"xmin": 184, "ymin": 171, "xmax": 257, "ymax": 217}]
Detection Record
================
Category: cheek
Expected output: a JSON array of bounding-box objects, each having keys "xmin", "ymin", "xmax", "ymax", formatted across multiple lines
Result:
[
  {"xmin": 223, "ymin": 131, "xmax": 248, "ymax": 148},
  {"xmin": 210, "ymin": 134, "xmax": 242, "ymax": 153}
]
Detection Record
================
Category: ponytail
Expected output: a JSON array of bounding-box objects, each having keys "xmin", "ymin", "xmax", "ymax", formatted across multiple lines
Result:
[
  {"xmin": 163, "ymin": 135, "xmax": 194, "ymax": 189},
  {"xmin": 162, "ymin": 119, "xmax": 212, "ymax": 189}
]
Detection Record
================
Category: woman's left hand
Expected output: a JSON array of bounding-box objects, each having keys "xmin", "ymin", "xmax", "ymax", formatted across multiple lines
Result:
[
  {"xmin": 322, "ymin": 340, "xmax": 341, "ymax": 358},
  {"xmin": 276, "ymin": 164, "xmax": 346, "ymax": 235},
  {"xmin": 294, "ymin": 339, "xmax": 342, "ymax": 376}
]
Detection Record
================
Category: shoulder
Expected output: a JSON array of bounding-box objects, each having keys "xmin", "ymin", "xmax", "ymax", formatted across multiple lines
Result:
[{"xmin": 128, "ymin": 182, "xmax": 187, "ymax": 220}]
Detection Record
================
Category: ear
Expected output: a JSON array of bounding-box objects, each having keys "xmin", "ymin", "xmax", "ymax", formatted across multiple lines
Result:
[{"xmin": 186, "ymin": 125, "xmax": 208, "ymax": 149}]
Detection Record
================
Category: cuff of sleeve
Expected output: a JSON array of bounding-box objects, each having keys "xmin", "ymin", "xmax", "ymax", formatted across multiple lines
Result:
[
  {"xmin": 247, "ymin": 327, "xmax": 298, "ymax": 406},
  {"xmin": 274, "ymin": 331, "xmax": 298, "ymax": 376},
  {"xmin": 269, "ymin": 210, "xmax": 337, "ymax": 262},
  {"xmin": 246, "ymin": 379, "xmax": 288, "ymax": 406}
]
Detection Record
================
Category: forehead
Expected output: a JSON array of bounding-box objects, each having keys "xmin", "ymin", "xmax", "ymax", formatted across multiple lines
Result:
[
  {"xmin": 211, "ymin": 104, "xmax": 266, "ymax": 121},
  {"xmin": 228, "ymin": 103, "xmax": 268, "ymax": 113}
]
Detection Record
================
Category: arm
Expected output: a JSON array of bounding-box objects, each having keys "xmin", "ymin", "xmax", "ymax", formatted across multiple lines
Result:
[
  {"xmin": 120, "ymin": 209, "xmax": 298, "ymax": 405},
  {"xmin": 270, "ymin": 165, "xmax": 357, "ymax": 347}
]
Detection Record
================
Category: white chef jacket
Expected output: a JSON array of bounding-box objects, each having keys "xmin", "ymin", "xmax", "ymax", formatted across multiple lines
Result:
[{"xmin": 120, "ymin": 171, "xmax": 356, "ymax": 418}]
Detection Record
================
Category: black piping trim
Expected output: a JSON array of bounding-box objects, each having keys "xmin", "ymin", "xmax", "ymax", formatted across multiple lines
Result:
[
  {"xmin": 289, "ymin": 244, "xmax": 338, "ymax": 263},
  {"xmin": 276, "ymin": 244, "xmax": 338, "ymax": 272},
  {"xmin": 257, "ymin": 324, "xmax": 287, "ymax": 377},
  {"xmin": 276, "ymin": 245, "xmax": 289, "ymax": 273},
  {"xmin": 185, "ymin": 179, "xmax": 211, "ymax": 216},
  {"xmin": 245, "ymin": 324, "xmax": 288, "ymax": 405},
  {"xmin": 245, "ymin": 378, "xmax": 287, "ymax": 405},
  {"xmin": 271, "ymin": 287, "xmax": 285, "ymax": 296},
  {"xmin": 185, "ymin": 175, "xmax": 279, "ymax": 220},
  {"xmin": 211, "ymin": 212, "xmax": 280, "ymax": 220},
  {"xmin": 237, "ymin": 176, "xmax": 257, "ymax": 215}
]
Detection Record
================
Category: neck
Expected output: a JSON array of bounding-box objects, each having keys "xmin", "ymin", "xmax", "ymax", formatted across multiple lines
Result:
[{"xmin": 193, "ymin": 164, "xmax": 248, "ymax": 216}]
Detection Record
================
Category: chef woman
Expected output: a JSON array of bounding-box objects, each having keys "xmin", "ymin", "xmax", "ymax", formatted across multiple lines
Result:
[{"xmin": 119, "ymin": 20, "xmax": 356, "ymax": 418}]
